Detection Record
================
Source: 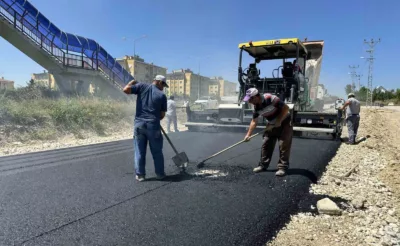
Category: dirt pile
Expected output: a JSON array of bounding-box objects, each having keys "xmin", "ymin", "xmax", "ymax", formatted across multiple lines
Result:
[{"xmin": 267, "ymin": 107, "xmax": 400, "ymax": 246}]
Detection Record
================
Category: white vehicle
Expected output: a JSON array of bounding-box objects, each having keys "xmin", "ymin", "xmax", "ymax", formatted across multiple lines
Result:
[{"xmin": 194, "ymin": 96, "xmax": 219, "ymax": 109}]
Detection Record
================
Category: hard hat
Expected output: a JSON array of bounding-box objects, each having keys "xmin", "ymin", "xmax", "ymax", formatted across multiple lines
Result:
[{"xmin": 348, "ymin": 93, "xmax": 355, "ymax": 97}]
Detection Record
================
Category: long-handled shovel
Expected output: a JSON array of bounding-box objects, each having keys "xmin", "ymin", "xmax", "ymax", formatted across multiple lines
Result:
[
  {"xmin": 160, "ymin": 126, "xmax": 189, "ymax": 172},
  {"xmin": 196, "ymin": 131, "xmax": 262, "ymax": 168}
]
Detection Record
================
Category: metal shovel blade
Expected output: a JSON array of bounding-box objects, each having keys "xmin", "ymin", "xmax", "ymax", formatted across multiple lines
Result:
[{"xmin": 172, "ymin": 152, "xmax": 189, "ymax": 168}]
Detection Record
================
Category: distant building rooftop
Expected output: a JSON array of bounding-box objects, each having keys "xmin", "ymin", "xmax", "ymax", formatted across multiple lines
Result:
[
  {"xmin": 0, "ymin": 77, "xmax": 14, "ymax": 83},
  {"xmin": 0, "ymin": 77, "xmax": 15, "ymax": 89}
]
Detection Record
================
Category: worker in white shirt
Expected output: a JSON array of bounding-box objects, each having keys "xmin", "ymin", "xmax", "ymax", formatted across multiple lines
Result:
[{"xmin": 166, "ymin": 96, "xmax": 179, "ymax": 133}]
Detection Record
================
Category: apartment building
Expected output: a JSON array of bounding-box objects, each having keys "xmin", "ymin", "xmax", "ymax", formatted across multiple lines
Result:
[
  {"xmin": 166, "ymin": 69, "xmax": 186, "ymax": 97},
  {"xmin": 221, "ymin": 79, "xmax": 237, "ymax": 96},
  {"xmin": 31, "ymin": 71, "xmax": 57, "ymax": 89},
  {"xmin": 166, "ymin": 69, "xmax": 211, "ymax": 100},
  {"xmin": 209, "ymin": 76, "xmax": 237, "ymax": 97},
  {"xmin": 209, "ymin": 82, "xmax": 219, "ymax": 96},
  {"xmin": 0, "ymin": 77, "xmax": 14, "ymax": 90},
  {"xmin": 116, "ymin": 55, "xmax": 167, "ymax": 84}
]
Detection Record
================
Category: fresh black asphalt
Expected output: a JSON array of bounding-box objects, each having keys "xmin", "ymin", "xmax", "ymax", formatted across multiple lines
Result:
[{"xmin": 0, "ymin": 131, "xmax": 341, "ymax": 246}]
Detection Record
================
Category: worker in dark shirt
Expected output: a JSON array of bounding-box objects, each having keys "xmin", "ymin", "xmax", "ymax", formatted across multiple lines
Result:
[
  {"xmin": 123, "ymin": 75, "xmax": 169, "ymax": 182},
  {"xmin": 293, "ymin": 59, "xmax": 302, "ymax": 73},
  {"xmin": 243, "ymin": 88, "xmax": 293, "ymax": 177}
]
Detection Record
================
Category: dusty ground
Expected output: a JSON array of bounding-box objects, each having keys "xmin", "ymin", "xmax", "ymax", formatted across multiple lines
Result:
[
  {"xmin": 267, "ymin": 106, "xmax": 400, "ymax": 246},
  {"xmin": 0, "ymin": 108, "xmax": 188, "ymax": 157}
]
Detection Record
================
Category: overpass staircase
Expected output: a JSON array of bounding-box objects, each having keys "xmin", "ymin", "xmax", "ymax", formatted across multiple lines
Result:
[{"xmin": 0, "ymin": 0, "xmax": 133, "ymax": 98}]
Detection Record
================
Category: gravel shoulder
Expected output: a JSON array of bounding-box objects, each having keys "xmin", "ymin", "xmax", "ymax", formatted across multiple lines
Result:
[{"xmin": 267, "ymin": 107, "xmax": 400, "ymax": 246}]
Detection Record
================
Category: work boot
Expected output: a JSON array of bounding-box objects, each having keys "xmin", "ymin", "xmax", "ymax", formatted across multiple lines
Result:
[
  {"xmin": 156, "ymin": 174, "xmax": 166, "ymax": 180},
  {"xmin": 136, "ymin": 175, "xmax": 145, "ymax": 182},
  {"xmin": 253, "ymin": 166, "xmax": 267, "ymax": 173},
  {"xmin": 275, "ymin": 169, "xmax": 286, "ymax": 177}
]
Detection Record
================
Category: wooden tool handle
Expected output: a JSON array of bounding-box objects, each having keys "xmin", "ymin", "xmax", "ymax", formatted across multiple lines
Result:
[
  {"xmin": 200, "ymin": 132, "xmax": 261, "ymax": 163},
  {"xmin": 160, "ymin": 126, "xmax": 179, "ymax": 155}
]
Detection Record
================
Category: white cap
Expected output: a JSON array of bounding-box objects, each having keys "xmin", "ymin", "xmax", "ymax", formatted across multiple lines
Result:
[
  {"xmin": 348, "ymin": 92, "xmax": 355, "ymax": 97},
  {"xmin": 243, "ymin": 88, "xmax": 259, "ymax": 102},
  {"xmin": 154, "ymin": 75, "xmax": 168, "ymax": 87}
]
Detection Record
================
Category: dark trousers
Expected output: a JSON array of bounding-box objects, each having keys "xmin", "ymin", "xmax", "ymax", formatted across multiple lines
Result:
[
  {"xmin": 346, "ymin": 115, "xmax": 360, "ymax": 144},
  {"xmin": 259, "ymin": 115, "xmax": 293, "ymax": 170}
]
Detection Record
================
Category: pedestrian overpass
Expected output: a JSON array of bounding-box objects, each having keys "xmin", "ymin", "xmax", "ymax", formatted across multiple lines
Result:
[{"xmin": 0, "ymin": 0, "xmax": 132, "ymax": 97}]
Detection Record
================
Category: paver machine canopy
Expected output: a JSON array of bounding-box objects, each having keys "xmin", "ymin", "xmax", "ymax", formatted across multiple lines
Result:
[{"xmin": 237, "ymin": 38, "xmax": 323, "ymax": 111}]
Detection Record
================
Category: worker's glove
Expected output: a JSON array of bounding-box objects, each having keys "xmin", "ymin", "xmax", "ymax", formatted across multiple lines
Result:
[
  {"xmin": 244, "ymin": 135, "xmax": 251, "ymax": 142},
  {"xmin": 265, "ymin": 124, "xmax": 274, "ymax": 131}
]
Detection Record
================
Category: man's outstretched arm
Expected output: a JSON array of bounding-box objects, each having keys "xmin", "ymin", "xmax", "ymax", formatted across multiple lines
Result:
[
  {"xmin": 341, "ymin": 100, "xmax": 351, "ymax": 110},
  {"xmin": 244, "ymin": 118, "xmax": 258, "ymax": 141},
  {"xmin": 123, "ymin": 79, "xmax": 138, "ymax": 94}
]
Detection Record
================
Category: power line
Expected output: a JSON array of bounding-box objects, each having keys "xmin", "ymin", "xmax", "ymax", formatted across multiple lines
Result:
[
  {"xmin": 349, "ymin": 65, "xmax": 359, "ymax": 92},
  {"xmin": 363, "ymin": 38, "xmax": 381, "ymax": 107}
]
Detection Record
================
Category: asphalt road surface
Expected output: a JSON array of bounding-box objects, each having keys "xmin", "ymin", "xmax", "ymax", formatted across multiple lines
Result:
[{"xmin": 0, "ymin": 131, "xmax": 340, "ymax": 246}]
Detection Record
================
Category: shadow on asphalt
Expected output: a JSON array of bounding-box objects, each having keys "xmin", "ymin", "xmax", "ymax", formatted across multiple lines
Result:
[
  {"xmin": 126, "ymin": 171, "xmax": 218, "ymax": 182},
  {"xmin": 144, "ymin": 172, "xmax": 197, "ymax": 182},
  {"xmin": 266, "ymin": 168, "xmax": 318, "ymax": 183}
]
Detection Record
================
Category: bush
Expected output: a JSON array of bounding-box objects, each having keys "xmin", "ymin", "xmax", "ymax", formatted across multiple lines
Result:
[{"xmin": 0, "ymin": 93, "xmax": 135, "ymax": 142}]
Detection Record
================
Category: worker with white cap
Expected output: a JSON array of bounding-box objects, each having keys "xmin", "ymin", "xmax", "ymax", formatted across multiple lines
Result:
[
  {"xmin": 341, "ymin": 92, "xmax": 361, "ymax": 145},
  {"xmin": 242, "ymin": 88, "xmax": 293, "ymax": 177},
  {"xmin": 123, "ymin": 75, "xmax": 169, "ymax": 181}
]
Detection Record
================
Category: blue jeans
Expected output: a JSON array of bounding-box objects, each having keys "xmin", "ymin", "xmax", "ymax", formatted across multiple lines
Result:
[{"xmin": 134, "ymin": 121, "xmax": 165, "ymax": 176}]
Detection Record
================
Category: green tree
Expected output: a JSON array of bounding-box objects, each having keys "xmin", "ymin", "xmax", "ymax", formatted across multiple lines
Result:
[
  {"xmin": 345, "ymin": 84, "xmax": 352, "ymax": 95},
  {"xmin": 27, "ymin": 79, "xmax": 35, "ymax": 88},
  {"xmin": 356, "ymin": 86, "xmax": 368, "ymax": 101},
  {"xmin": 396, "ymin": 89, "xmax": 400, "ymax": 101}
]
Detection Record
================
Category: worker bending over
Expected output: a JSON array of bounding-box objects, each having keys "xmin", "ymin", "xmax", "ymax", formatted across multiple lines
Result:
[
  {"xmin": 243, "ymin": 88, "xmax": 293, "ymax": 177},
  {"xmin": 341, "ymin": 92, "xmax": 361, "ymax": 145},
  {"xmin": 123, "ymin": 75, "xmax": 169, "ymax": 182}
]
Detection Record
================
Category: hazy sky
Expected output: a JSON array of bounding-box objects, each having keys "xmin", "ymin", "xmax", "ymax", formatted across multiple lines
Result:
[{"xmin": 0, "ymin": 0, "xmax": 398, "ymax": 98}]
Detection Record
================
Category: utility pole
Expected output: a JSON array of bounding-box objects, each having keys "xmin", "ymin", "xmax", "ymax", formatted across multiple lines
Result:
[
  {"xmin": 362, "ymin": 38, "xmax": 381, "ymax": 107},
  {"xmin": 348, "ymin": 65, "xmax": 359, "ymax": 93},
  {"xmin": 355, "ymin": 74, "xmax": 362, "ymax": 90}
]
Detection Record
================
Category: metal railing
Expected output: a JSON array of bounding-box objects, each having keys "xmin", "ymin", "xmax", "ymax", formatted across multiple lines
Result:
[{"xmin": 0, "ymin": 0, "xmax": 133, "ymax": 89}]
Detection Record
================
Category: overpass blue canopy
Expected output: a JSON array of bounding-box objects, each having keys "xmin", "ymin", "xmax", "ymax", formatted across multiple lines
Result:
[{"xmin": 0, "ymin": 0, "xmax": 133, "ymax": 85}]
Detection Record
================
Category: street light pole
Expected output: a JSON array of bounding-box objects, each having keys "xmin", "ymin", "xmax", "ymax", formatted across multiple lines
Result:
[
  {"xmin": 188, "ymin": 55, "xmax": 209, "ymax": 100},
  {"xmin": 122, "ymin": 35, "xmax": 147, "ymax": 57},
  {"xmin": 133, "ymin": 35, "xmax": 146, "ymax": 57},
  {"xmin": 198, "ymin": 60, "xmax": 201, "ymax": 100}
]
